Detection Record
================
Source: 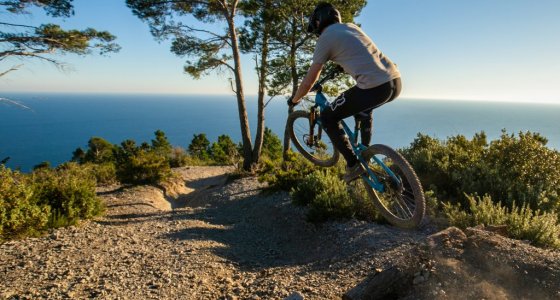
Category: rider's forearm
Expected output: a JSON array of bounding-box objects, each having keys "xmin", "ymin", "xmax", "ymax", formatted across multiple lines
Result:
[
  {"xmin": 292, "ymin": 63, "xmax": 323, "ymax": 104},
  {"xmin": 292, "ymin": 81, "xmax": 313, "ymax": 103}
]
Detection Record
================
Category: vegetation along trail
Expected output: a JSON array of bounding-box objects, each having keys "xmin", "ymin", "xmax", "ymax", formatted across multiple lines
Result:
[{"xmin": 1, "ymin": 166, "xmax": 559, "ymax": 299}]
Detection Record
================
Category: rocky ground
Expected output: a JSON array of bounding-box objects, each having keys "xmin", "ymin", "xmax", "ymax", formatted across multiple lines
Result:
[{"xmin": 1, "ymin": 166, "xmax": 559, "ymax": 299}]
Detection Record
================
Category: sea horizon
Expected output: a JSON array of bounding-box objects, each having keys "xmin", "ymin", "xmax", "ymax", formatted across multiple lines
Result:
[
  {"xmin": 4, "ymin": 91, "xmax": 560, "ymax": 105},
  {"xmin": 2, "ymin": 92, "xmax": 559, "ymax": 172}
]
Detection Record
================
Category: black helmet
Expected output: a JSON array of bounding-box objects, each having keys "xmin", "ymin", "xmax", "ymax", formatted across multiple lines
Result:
[{"xmin": 307, "ymin": 2, "xmax": 342, "ymax": 36}]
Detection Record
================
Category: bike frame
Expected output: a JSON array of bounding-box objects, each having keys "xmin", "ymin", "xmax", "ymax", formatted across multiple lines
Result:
[{"xmin": 312, "ymin": 87, "xmax": 401, "ymax": 193}]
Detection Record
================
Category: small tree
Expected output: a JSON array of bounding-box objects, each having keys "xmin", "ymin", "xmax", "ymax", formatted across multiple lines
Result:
[
  {"xmin": 113, "ymin": 139, "xmax": 171, "ymax": 184},
  {"xmin": 210, "ymin": 134, "xmax": 239, "ymax": 165},
  {"xmin": 84, "ymin": 137, "xmax": 115, "ymax": 164},
  {"xmin": 151, "ymin": 130, "xmax": 172, "ymax": 157},
  {"xmin": 188, "ymin": 133, "xmax": 211, "ymax": 160},
  {"xmin": 262, "ymin": 127, "xmax": 282, "ymax": 161},
  {"xmin": 71, "ymin": 147, "xmax": 85, "ymax": 163}
]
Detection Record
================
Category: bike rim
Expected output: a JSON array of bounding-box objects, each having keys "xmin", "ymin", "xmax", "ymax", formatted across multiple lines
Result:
[
  {"xmin": 365, "ymin": 154, "xmax": 418, "ymax": 220},
  {"xmin": 291, "ymin": 116, "xmax": 337, "ymax": 163}
]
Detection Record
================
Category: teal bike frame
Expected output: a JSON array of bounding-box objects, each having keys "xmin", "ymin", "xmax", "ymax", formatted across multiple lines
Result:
[{"xmin": 312, "ymin": 83, "xmax": 401, "ymax": 193}]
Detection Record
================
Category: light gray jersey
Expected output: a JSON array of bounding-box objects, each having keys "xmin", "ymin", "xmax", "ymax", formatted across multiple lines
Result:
[{"xmin": 312, "ymin": 23, "xmax": 400, "ymax": 89}]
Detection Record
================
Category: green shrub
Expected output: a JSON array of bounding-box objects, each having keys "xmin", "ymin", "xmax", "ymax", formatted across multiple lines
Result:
[
  {"xmin": 482, "ymin": 131, "xmax": 560, "ymax": 211},
  {"xmin": 291, "ymin": 170, "xmax": 354, "ymax": 222},
  {"xmin": 210, "ymin": 134, "xmax": 240, "ymax": 165},
  {"xmin": 31, "ymin": 163, "xmax": 103, "ymax": 228},
  {"xmin": 261, "ymin": 127, "xmax": 282, "ymax": 161},
  {"xmin": 258, "ymin": 151, "xmax": 383, "ymax": 222},
  {"xmin": 288, "ymin": 167, "xmax": 383, "ymax": 223},
  {"xmin": 169, "ymin": 146, "xmax": 190, "ymax": 167},
  {"xmin": 114, "ymin": 144, "xmax": 172, "ymax": 184},
  {"xmin": 33, "ymin": 161, "xmax": 51, "ymax": 171},
  {"xmin": 86, "ymin": 162, "xmax": 117, "ymax": 185},
  {"xmin": 188, "ymin": 133, "xmax": 211, "ymax": 160},
  {"xmin": 443, "ymin": 194, "xmax": 560, "ymax": 249},
  {"xmin": 258, "ymin": 151, "xmax": 318, "ymax": 191},
  {"xmin": 0, "ymin": 166, "xmax": 50, "ymax": 239},
  {"xmin": 1, "ymin": 164, "xmax": 104, "ymax": 240},
  {"xmin": 402, "ymin": 131, "xmax": 560, "ymax": 213},
  {"xmin": 84, "ymin": 137, "xmax": 116, "ymax": 164},
  {"xmin": 151, "ymin": 130, "xmax": 172, "ymax": 157}
]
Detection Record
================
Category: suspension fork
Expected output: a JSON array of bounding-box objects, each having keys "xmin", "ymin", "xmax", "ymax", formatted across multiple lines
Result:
[{"xmin": 307, "ymin": 106, "xmax": 320, "ymax": 146}]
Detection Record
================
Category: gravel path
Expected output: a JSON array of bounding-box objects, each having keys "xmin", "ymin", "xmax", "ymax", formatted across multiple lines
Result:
[
  {"xmin": 0, "ymin": 166, "xmax": 427, "ymax": 299},
  {"xmin": 3, "ymin": 166, "xmax": 558, "ymax": 299}
]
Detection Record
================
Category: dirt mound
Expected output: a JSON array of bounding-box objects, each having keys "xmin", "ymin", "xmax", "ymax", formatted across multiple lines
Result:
[
  {"xmin": 346, "ymin": 226, "xmax": 560, "ymax": 299},
  {"xmin": 1, "ymin": 166, "xmax": 559, "ymax": 299},
  {"xmin": 413, "ymin": 226, "xmax": 560, "ymax": 299}
]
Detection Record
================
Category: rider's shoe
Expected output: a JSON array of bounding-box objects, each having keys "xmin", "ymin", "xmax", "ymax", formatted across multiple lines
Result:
[{"xmin": 343, "ymin": 163, "xmax": 365, "ymax": 183}]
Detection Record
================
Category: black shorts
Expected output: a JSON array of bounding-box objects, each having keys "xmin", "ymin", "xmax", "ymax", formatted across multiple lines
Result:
[
  {"xmin": 321, "ymin": 78, "xmax": 401, "ymax": 123},
  {"xmin": 319, "ymin": 78, "xmax": 402, "ymax": 165}
]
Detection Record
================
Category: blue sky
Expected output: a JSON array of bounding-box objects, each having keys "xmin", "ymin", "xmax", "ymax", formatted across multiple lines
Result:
[{"xmin": 1, "ymin": 0, "xmax": 560, "ymax": 103}]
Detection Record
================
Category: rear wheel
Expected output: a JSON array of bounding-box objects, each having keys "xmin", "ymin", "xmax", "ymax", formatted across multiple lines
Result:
[
  {"xmin": 287, "ymin": 110, "xmax": 339, "ymax": 167},
  {"xmin": 360, "ymin": 144, "xmax": 425, "ymax": 228}
]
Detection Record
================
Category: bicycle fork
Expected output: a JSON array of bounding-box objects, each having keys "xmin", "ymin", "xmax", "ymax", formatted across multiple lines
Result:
[{"xmin": 306, "ymin": 107, "xmax": 322, "ymax": 147}]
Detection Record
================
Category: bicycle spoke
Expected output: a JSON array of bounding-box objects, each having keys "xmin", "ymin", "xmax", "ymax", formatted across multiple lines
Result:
[
  {"xmin": 360, "ymin": 146, "xmax": 425, "ymax": 225},
  {"xmin": 396, "ymin": 195, "xmax": 414, "ymax": 217},
  {"xmin": 288, "ymin": 110, "xmax": 339, "ymax": 167}
]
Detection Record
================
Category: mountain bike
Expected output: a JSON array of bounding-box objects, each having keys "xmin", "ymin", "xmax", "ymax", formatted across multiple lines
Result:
[{"xmin": 286, "ymin": 68, "xmax": 425, "ymax": 228}]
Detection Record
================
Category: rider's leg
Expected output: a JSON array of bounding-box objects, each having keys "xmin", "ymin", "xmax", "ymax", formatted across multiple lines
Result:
[
  {"xmin": 353, "ymin": 78, "xmax": 401, "ymax": 147},
  {"xmin": 320, "ymin": 79, "xmax": 399, "ymax": 168},
  {"xmin": 355, "ymin": 109, "xmax": 373, "ymax": 147}
]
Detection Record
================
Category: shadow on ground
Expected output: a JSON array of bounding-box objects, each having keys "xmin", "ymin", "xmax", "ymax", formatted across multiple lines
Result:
[{"xmin": 101, "ymin": 177, "xmax": 423, "ymax": 272}]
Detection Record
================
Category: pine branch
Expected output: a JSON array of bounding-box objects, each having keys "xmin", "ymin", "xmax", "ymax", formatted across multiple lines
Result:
[
  {"xmin": 0, "ymin": 64, "xmax": 23, "ymax": 77},
  {"xmin": 0, "ymin": 22, "xmax": 38, "ymax": 29}
]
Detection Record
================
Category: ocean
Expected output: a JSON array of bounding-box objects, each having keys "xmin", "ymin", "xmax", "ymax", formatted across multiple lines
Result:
[{"xmin": 1, "ymin": 93, "xmax": 559, "ymax": 172}]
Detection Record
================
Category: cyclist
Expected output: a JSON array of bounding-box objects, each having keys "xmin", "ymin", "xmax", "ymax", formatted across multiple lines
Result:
[{"xmin": 288, "ymin": 2, "xmax": 402, "ymax": 183}]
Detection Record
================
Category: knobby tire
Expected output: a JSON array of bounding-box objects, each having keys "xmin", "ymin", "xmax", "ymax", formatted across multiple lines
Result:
[{"xmin": 287, "ymin": 110, "xmax": 340, "ymax": 167}]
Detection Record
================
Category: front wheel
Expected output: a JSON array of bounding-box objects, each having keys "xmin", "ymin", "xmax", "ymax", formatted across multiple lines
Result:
[
  {"xmin": 360, "ymin": 144, "xmax": 425, "ymax": 228},
  {"xmin": 287, "ymin": 110, "xmax": 339, "ymax": 167}
]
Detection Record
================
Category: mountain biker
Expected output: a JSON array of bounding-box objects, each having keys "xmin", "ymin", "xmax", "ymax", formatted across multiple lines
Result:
[{"xmin": 288, "ymin": 2, "xmax": 402, "ymax": 183}]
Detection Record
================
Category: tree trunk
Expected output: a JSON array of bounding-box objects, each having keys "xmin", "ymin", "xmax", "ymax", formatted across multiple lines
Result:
[
  {"xmin": 227, "ymin": 12, "xmax": 253, "ymax": 171},
  {"xmin": 282, "ymin": 18, "xmax": 299, "ymax": 162},
  {"xmin": 251, "ymin": 0, "xmax": 271, "ymax": 166}
]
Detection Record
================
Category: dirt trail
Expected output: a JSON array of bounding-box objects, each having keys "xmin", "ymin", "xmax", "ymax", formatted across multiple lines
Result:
[{"xmin": 1, "ymin": 166, "xmax": 559, "ymax": 299}]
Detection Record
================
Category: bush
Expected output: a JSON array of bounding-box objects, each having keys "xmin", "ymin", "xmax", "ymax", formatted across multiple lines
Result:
[
  {"xmin": 210, "ymin": 134, "xmax": 240, "ymax": 165},
  {"xmin": 169, "ymin": 146, "xmax": 190, "ymax": 168},
  {"xmin": 114, "ymin": 142, "xmax": 172, "ymax": 184},
  {"xmin": 258, "ymin": 151, "xmax": 318, "ymax": 191},
  {"xmin": 31, "ymin": 163, "xmax": 104, "ymax": 228},
  {"xmin": 259, "ymin": 151, "xmax": 384, "ymax": 222},
  {"xmin": 72, "ymin": 131, "xmax": 176, "ymax": 185},
  {"xmin": 288, "ymin": 165, "xmax": 382, "ymax": 223},
  {"xmin": 1, "ymin": 163, "xmax": 104, "ymax": 240},
  {"xmin": 0, "ymin": 166, "xmax": 50, "ymax": 239},
  {"xmin": 188, "ymin": 133, "xmax": 211, "ymax": 160},
  {"xmin": 443, "ymin": 194, "xmax": 560, "ymax": 249},
  {"xmin": 86, "ymin": 162, "xmax": 117, "ymax": 185},
  {"xmin": 151, "ymin": 130, "xmax": 172, "ymax": 157},
  {"xmin": 261, "ymin": 127, "xmax": 282, "ymax": 161},
  {"xmin": 401, "ymin": 131, "xmax": 560, "ymax": 213},
  {"xmin": 84, "ymin": 137, "xmax": 116, "ymax": 164},
  {"xmin": 482, "ymin": 131, "xmax": 560, "ymax": 211},
  {"xmin": 33, "ymin": 161, "xmax": 51, "ymax": 171},
  {"xmin": 291, "ymin": 170, "xmax": 355, "ymax": 222}
]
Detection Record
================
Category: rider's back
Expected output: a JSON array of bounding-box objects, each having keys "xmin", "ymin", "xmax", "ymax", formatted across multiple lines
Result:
[{"xmin": 312, "ymin": 23, "xmax": 400, "ymax": 90}]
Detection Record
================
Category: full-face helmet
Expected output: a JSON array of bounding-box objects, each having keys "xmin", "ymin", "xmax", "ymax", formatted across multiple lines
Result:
[{"xmin": 307, "ymin": 2, "xmax": 342, "ymax": 36}]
